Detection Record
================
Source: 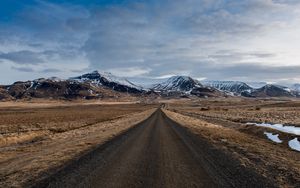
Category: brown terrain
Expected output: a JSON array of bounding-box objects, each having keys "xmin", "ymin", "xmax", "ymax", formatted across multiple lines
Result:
[
  {"xmin": 0, "ymin": 99, "xmax": 299, "ymax": 187},
  {"xmin": 0, "ymin": 102, "xmax": 157, "ymax": 187}
]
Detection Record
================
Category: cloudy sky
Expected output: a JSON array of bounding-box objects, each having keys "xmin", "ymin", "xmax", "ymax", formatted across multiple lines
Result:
[{"xmin": 0, "ymin": 0, "xmax": 300, "ymax": 84}]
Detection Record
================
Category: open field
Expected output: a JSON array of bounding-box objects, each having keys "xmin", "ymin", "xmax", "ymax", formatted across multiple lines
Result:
[
  {"xmin": 166, "ymin": 98, "xmax": 300, "ymax": 126},
  {"xmin": 0, "ymin": 101, "xmax": 152, "ymax": 136},
  {"xmin": 164, "ymin": 98, "xmax": 300, "ymax": 187},
  {"xmin": 0, "ymin": 99, "xmax": 299, "ymax": 187},
  {"xmin": 0, "ymin": 102, "xmax": 157, "ymax": 187}
]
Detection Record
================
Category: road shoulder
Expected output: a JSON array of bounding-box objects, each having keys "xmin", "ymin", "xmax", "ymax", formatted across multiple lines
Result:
[{"xmin": 163, "ymin": 109, "xmax": 300, "ymax": 187}]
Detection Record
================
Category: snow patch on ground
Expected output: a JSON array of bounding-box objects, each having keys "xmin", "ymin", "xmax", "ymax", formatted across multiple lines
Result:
[
  {"xmin": 246, "ymin": 122, "xmax": 300, "ymax": 135},
  {"xmin": 288, "ymin": 138, "xmax": 300, "ymax": 152},
  {"xmin": 264, "ymin": 132, "xmax": 283, "ymax": 143}
]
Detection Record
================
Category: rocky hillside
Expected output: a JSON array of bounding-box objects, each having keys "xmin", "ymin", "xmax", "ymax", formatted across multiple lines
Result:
[
  {"xmin": 71, "ymin": 71, "xmax": 143, "ymax": 94},
  {"xmin": 291, "ymin": 84, "xmax": 300, "ymax": 93},
  {"xmin": 202, "ymin": 80, "xmax": 299, "ymax": 98},
  {"xmin": 4, "ymin": 78, "xmax": 129, "ymax": 100},
  {"xmin": 153, "ymin": 76, "xmax": 202, "ymax": 92},
  {"xmin": 1, "ymin": 71, "xmax": 299, "ymax": 100},
  {"xmin": 1, "ymin": 71, "xmax": 146, "ymax": 100},
  {"xmin": 202, "ymin": 81, "xmax": 252, "ymax": 95},
  {"xmin": 152, "ymin": 76, "xmax": 224, "ymax": 98},
  {"xmin": 0, "ymin": 87, "xmax": 12, "ymax": 100},
  {"xmin": 250, "ymin": 84, "xmax": 296, "ymax": 98}
]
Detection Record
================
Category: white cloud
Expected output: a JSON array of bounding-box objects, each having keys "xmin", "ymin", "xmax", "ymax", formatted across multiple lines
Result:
[
  {"xmin": 106, "ymin": 67, "xmax": 152, "ymax": 77},
  {"xmin": 1, "ymin": 0, "xmax": 300, "ymax": 84},
  {"xmin": 154, "ymin": 74, "xmax": 177, "ymax": 79}
]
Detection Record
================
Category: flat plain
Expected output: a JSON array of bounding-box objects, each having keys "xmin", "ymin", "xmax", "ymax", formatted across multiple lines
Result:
[{"xmin": 0, "ymin": 99, "xmax": 299, "ymax": 187}]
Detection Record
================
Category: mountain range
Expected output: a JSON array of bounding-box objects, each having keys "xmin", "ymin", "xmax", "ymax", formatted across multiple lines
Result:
[
  {"xmin": 0, "ymin": 70, "xmax": 299, "ymax": 100},
  {"xmin": 202, "ymin": 81, "xmax": 252, "ymax": 96}
]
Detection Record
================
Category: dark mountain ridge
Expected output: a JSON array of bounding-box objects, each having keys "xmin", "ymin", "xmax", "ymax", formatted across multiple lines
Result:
[{"xmin": 0, "ymin": 71, "xmax": 299, "ymax": 100}]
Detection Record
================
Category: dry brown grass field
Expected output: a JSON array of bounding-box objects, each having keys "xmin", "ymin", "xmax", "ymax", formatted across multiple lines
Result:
[
  {"xmin": 0, "ymin": 101, "xmax": 157, "ymax": 187},
  {"xmin": 164, "ymin": 98, "xmax": 300, "ymax": 187},
  {"xmin": 0, "ymin": 99, "xmax": 299, "ymax": 187},
  {"xmin": 167, "ymin": 98, "xmax": 300, "ymax": 126}
]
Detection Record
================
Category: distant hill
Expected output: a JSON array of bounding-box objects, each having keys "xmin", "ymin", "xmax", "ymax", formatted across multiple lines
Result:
[
  {"xmin": 291, "ymin": 84, "xmax": 300, "ymax": 93},
  {"xmin": 2, "ymin": 71, "xmax": 145, "ymax": 100},
  {"xmin": 0, "ymin": 71, "xmax": 299, "ymax": 100},
  {"xmin": 70, "ymin": 71, "xmax": 143, "ymax": 94},
  {"xmin": 202, "ymin": 81, "xmax": 252, "ymax": 95},
  {"xmin": 250, "ymin": 84, "xmax": 295, "ymax": 98},
  {"xmin": 153, "ymin": 76, "xmax": 202, "ymax": 92},
  {"xmin": 152, "ymin": 76, "xmax": 224, "ymax": 98}
]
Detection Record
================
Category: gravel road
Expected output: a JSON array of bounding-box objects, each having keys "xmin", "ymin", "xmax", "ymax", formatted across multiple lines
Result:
[{"xmin": 35, "ymin": 109, "xmax": 274, "ymax": 188}]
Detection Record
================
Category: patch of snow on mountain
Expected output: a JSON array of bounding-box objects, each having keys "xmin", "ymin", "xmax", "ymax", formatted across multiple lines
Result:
[
  {"xmin": 273, "ymin": 84, "xmax": 290, "ymax": 90},
  {"xmin": 101, "ymin": 72, "xmax": 143, "ymax": 90},
  {"xmin": 70, "ymin": 70, "xmax": 143, "ymax": 90},
  {"xmin": 291, "ymin": 84, "xmax": 300, "ymax": 92},
  {"xmin": 48, "ymin": 77, "xmax": 65, "ymax": 82},
  {"xmin": 202, "ymin": 81, "xmax": 252, "ymax": 94},
  {"xmin": 153, "ymin": 76, "xmax": 201, "ymax": 91},
  {"xmin": 246, "ymin": 82, "xmax": 267, "ymax": 89},
  {"xmin": 88, "ymin": 89, "xmax": 93, "ymax": 95},
  {"xmin": 27, "ymin": 81, "xmax": 34, "ymax": 91},
  {"xmin": 127, "ymin": 77, "xmax": 169, "ymax": 89}
]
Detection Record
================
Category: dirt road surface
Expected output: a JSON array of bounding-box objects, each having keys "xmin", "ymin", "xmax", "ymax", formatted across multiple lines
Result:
[{"xmin": 35, "ymin": 109, "xmax": 275, "ymax": 188}]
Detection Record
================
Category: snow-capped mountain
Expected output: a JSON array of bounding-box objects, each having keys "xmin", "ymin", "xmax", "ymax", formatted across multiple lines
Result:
[
  {"xmin": 151, "ymin": 76, "xmax": 224, "ymax": 98},
  {"xmin": 70, "ymin": 71, "xmax": 143, "ymax": 93},
  {"xmin": 201, "ymin": 81, "xmax": 300, "ymax": 97},
  {"xmin": 152, "ymin": 76, "xmax": 202, "ymax": 92},
  {"xmin": 1, "ymin": 71, "xmax": 300, "ymax": 100},
  {"xmin": 245, "ymin": 82, "xmax": 268, "ymax": 89},
  {"xmin": 4, "ymin": 78, "xmax": 101, "ymax": 99},
  {"xmin": 47, "ymin": 77, "xmax": 66, "ymax": 82},
  {"xmin": 202, "ymin": 81, "xmax": 252, "ymax": 95},
  {"xmin": 2, "ymin": 71, "xmax": 146, "ymax": 100},
  {"xmin": 250, "ymin": 84, "xmax": 296, "ymax": 97},
  {"xmin": 291, "ymin": 84, "xmax": 300, "ymax": 92},
  {"xmin": 127, "ymin": 77, "xmax": 169, "ymax": 89}
]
